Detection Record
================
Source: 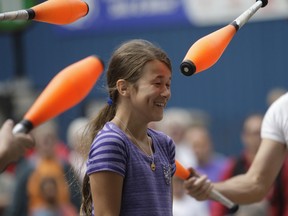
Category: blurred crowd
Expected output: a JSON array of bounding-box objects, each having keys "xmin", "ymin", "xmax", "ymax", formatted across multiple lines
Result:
[{"xmin": 0, "ymin": 78, "xmax": 287, "ymax": 216}]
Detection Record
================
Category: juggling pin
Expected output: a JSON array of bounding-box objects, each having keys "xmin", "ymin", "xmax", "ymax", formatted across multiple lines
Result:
[
  {"xmin": 0, "ymin": 0, "xmax": 89, "ymax": 25},
  {"xmin": 13, "ymin": 56, "xmax": 104, "ymax": 134},
  {"xmin": 175, "ymin": 160, "xmax": 239, "ymax": 213},
  {"xmin": 180, "ymin": 0, "xmax": 268, "ymax": 76}
]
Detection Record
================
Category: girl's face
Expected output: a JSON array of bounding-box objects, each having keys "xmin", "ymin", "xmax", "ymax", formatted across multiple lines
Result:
[{"xmin": 130, "ymin": 60, "xmax": 171, "ymax": 122}]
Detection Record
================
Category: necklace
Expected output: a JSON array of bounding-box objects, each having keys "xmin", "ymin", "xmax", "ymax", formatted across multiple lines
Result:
[{"xmin": 113, "ymin": 116, "xmax": 156, "ymax": 171}]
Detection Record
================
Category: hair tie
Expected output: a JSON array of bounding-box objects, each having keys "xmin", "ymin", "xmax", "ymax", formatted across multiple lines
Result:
[{"xmin": 107, "ymin": 98, "xmax": 113, "ymax": 106}]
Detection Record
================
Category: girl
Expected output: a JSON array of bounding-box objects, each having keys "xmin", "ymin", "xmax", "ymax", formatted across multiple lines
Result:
[{"xmin": 80, "ymin": 39, "xmax": 176, "ymax": 216}]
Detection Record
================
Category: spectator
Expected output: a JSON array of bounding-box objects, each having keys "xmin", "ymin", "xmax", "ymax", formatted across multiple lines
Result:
[
  {"xmin": 66, "ymin": 117, "xmax": 89, "ymax": 184},
  {"xmin": 211, "ymin": 113, "xmax": 265, "ymax": 215},
  {"xmin": 183, "ymin": 124, "xmax": 228, "ymax": 212},
  {"xmin": 184, "ymin": 125, "xmax": 228, "ymax": 183},
  {"xmin": 5, "ymin": 121, "xmax": 81, "ymax": 216},
  {"xmin": 31, "ymin": 177, "xmax": 78, "ymax": 216},
  {"xmin": 155, "ymin": 108, "xmax": 213, "ymax": 215},
  {"xmin": 156, "ymin": 107, "xmax": 198, "ymax": 168}
]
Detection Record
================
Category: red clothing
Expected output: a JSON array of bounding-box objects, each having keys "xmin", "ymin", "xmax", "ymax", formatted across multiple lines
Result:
[{"xmin": 211, "ymin": 153, "xmax": 288, "ymax": 216}]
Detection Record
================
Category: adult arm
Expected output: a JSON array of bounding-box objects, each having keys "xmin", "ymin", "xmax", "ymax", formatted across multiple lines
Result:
[{"xmin": 214, "ymin": 138, "xmax": 286, "ymax": 204}]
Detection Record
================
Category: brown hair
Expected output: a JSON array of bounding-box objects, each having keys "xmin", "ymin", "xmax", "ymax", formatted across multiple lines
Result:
[{"xmin": 79, "ymin": 39, "xmax": 171, "ymax": 215}]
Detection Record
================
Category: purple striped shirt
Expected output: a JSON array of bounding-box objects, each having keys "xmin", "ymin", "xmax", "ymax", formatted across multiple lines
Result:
[{"xmin": 87, "ymin": 122, "xmax": 176, "ymax": 216}]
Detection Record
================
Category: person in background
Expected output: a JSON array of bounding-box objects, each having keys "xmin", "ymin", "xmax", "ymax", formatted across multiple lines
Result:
[
  {"xmin": 154, "ymin": 108, "xmax": 210, "ymax": 216},
  {"xmin": 155, "ymin": 107, "xmax": 198, "ymax": 168},
  {"xmin": 184, "ymin": 124, "xmax": 228, "ymax": 183},
  {"xmin": 66, "ymin": 117, "xmax": 89, "ymax": 184},
  {"xmin": 5, "ymin": 121, "xmax": 81, "ymax": 216},
  {"xmin": 31, "ymin": 177, "xmax": 78, "ymax": 216},
  {"xmin": 210, "ymin": 113, "xmax": 271, "ymax": 215},
  {"xmin": 183, "ymin": 124, "xmax": 228, "ymax": 211}
]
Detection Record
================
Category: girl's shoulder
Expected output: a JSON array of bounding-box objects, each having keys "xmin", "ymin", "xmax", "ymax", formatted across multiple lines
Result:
[
  {"xmin": 148, "ymin": 128, "xmax": 174, "ymax": 146},
  {"xmin": 91, "ymin": 122, "xmax": 127, "ymax": 148},
  {"xmin": 148, "ymin": 128, "xmax": 171, "ymax": 138},
  {"xmin": 97, "ymin": 122, "xmax": 126, "ymax": 138}
]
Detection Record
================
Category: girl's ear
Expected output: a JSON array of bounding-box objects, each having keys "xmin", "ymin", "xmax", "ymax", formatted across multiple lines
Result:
[{"xmin": 116, "ymin": 79, "xmax": 130, "ymax": 96}]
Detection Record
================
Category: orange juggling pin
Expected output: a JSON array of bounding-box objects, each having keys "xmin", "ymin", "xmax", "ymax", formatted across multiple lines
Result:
[
  {"xmin": 0, "ymin": 0, "xmax": 89, "ymax": 25},
  {"xmin": 180, "ymin": 0, "xmax": 268, "ymax": 76},
  {"xmin": 175, "ymin": 160, "xmax": 193, "ymax": 180},
  {"xmin": 181, "ymin": 25, "xmax": 236, "ymax": 76},
  {"xmin": 13, "ymin": 56, "xmax": 104, "ymax": 134}
]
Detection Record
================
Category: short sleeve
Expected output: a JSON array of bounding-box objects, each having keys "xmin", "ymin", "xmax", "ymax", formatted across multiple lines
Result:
[
  {"xmin": 86, "ymin": 132, "xmax": 128, "ymax": 177},
  {"xmin": 261, "ymin": 93, "xmax": 288, "ymax": 146}
]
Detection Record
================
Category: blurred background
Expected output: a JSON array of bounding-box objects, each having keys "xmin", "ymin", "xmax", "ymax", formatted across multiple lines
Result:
[{"xmin": 0, "ymin": 0, "xmax": 288, "ymax": 156}]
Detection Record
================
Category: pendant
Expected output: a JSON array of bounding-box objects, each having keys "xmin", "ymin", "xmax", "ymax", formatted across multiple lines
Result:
[{"xmin": 151, "ymin": 162, "xmax": 156, "ymax": 171}]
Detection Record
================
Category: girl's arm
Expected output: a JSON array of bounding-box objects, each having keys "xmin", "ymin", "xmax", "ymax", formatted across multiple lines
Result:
[{"xmin": 89, "ymin": 171, "xmax": 124, "ymax": 216}]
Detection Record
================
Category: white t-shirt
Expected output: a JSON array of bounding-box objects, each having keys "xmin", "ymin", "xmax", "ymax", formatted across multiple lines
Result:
[
  {"xmin": 173, "ymin": 194, "xmax": 209, "ymax": 216},
  {"xmin": 261, "ymin": 92, "xmax": 288, "ymax": 147}
]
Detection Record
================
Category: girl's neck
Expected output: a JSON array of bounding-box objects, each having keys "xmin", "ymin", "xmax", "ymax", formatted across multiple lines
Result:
[
  {"xmin": 112, "ymin": 115, "xmax": 148, "ymax": 141},
  {"xmin": 112, "ymin": 115, "xmax": 156, "ymax": 171}
]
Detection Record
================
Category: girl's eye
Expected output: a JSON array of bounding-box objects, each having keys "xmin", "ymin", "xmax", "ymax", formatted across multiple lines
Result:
[{"xmin": 154, "ymin": 82, "xmax": 161, "ymax": 86}]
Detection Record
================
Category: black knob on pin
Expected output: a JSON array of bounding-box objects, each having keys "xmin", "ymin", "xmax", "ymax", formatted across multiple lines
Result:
[
  {"xmin": 180, "ymin": 60, "xmax": 196, "ymax": 76},
  {"xmin": 257, "ymin": 0, "xmax": 268, "ymax": 7},
  {"xmin": 228, "ymin": 204, "xmax": 239, "ymax": 214},
  {"xmin": 12, "ymin": 119, "xmax": 33, "ymax": 134}
]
